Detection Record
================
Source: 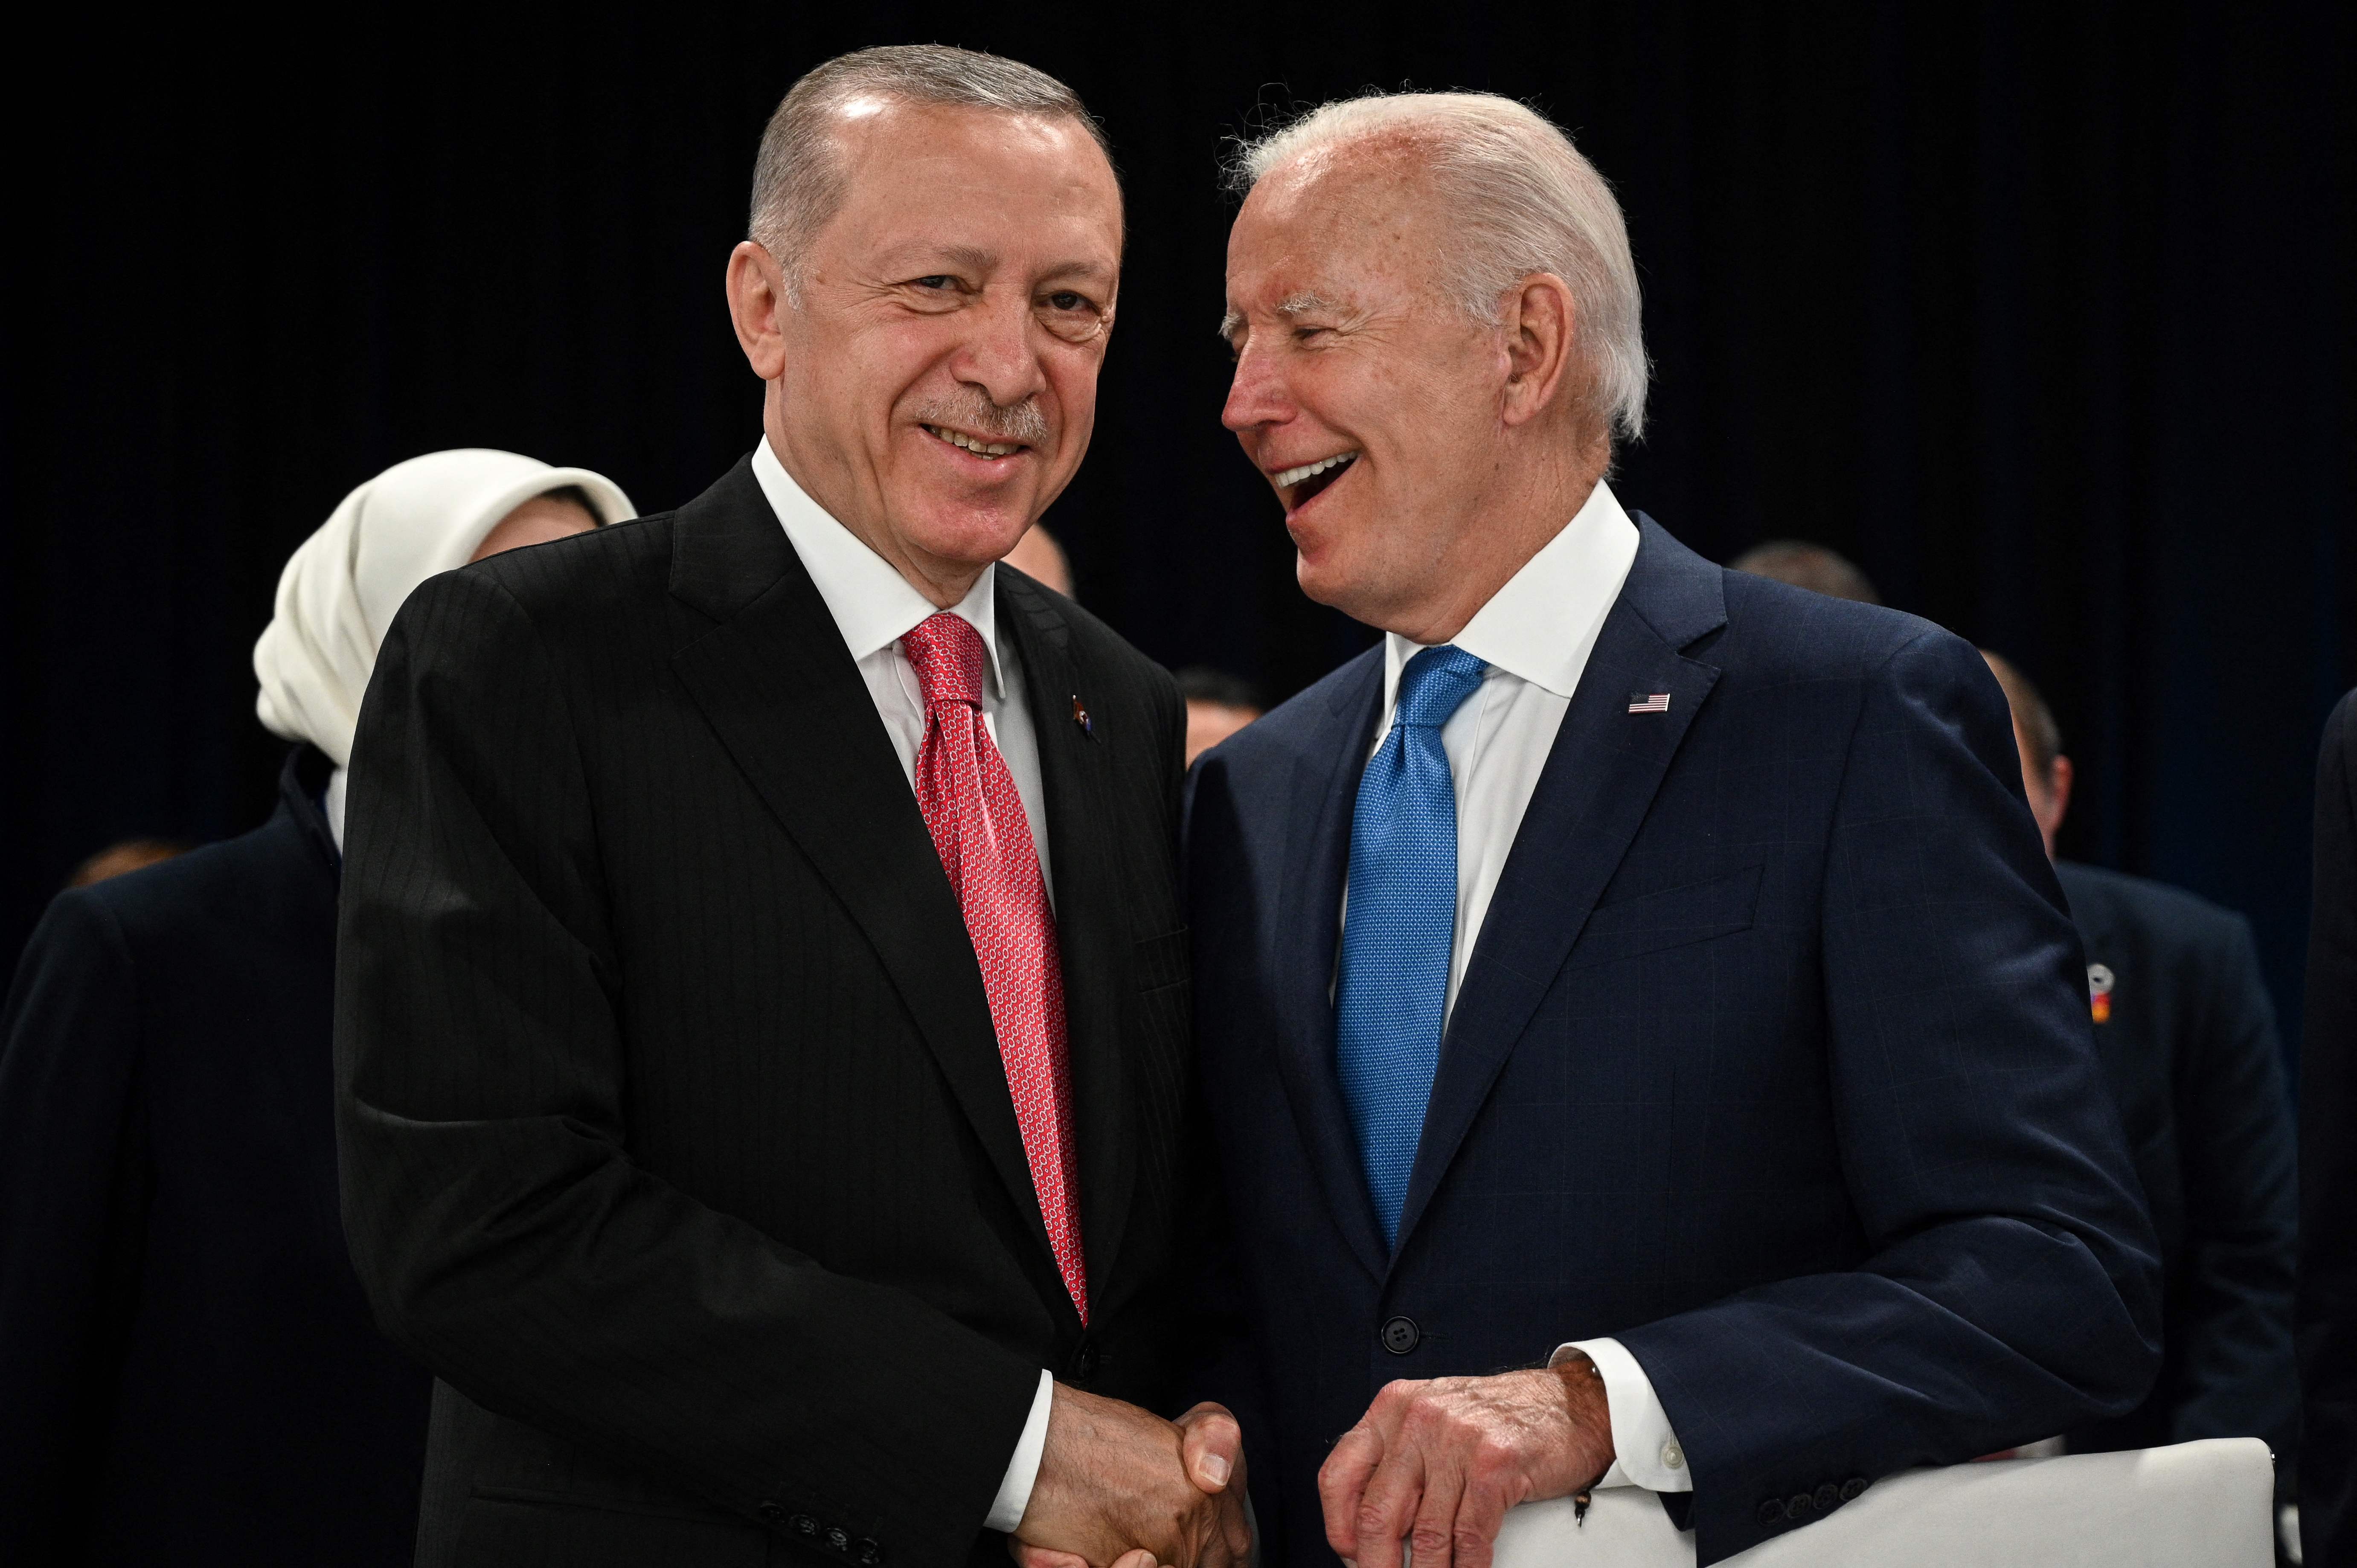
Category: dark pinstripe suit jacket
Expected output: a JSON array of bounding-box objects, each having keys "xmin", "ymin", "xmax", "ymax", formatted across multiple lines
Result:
[
  {"xmin": 1186, "ymin": 519, "xmax": 2164, "ymax": 1566},
  {"xmin": 334, "ymin": 458, "xmax": 1196, "ymax": 1568}
]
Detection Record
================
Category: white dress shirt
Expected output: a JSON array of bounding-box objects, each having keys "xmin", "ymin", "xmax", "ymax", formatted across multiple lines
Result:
[
  {"xmin": 751, "ymin": 438, "xmax": 1058, "ymax": 1530},
  {"xmin": 1349, "ymin": 478, "xmax": 1691, "ymax": 1494}
]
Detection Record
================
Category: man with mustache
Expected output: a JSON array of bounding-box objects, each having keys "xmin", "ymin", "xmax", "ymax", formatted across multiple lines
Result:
[
  {"xmin": 1183, "ymin": 92, "xmax": 2161, "ymax": 1566},
  {"xmin": 335, "ymin": 46, "xmax": 1245, "ymax": 1568}
]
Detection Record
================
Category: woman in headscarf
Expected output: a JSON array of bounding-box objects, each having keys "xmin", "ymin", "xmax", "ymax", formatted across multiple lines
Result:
[{"xmin": 0, "ymin": 450, "xmax": 632, "ymax": 1567}]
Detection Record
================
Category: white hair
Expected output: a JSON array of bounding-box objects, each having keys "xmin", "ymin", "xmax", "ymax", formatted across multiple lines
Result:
[
  {"xmin": 749, "ymin": 45, "xmax": 1111, "ymax": 298},
  {"xmin": 1231, "ymin": 92, "xmax": 1649, "ymax": 442}
]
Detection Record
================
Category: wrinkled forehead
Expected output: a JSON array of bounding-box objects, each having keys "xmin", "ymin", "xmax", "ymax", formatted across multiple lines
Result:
[{"xmin": 1226, "ymin": 153, "xmax": 1445, "ymax": 318}]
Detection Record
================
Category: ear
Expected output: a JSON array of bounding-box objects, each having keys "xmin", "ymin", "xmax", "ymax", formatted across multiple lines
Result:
[
  {"xmin": 726, "ymin": 241, "xmax": 791, "ymax": 381},
  {"xmin": 1498, "ymin": 271, "xmax": 1576, "ymax": 428}
]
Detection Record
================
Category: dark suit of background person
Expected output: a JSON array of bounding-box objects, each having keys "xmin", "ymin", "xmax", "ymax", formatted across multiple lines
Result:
[
  {"xmin": 2300, "ymin": 691, "xmax": 2357, "ymax": 1568},
  {"xmin": 1186, "ymin": 521, "xmax": 2164, "ymax": 1567},
  {"xmin": 0, "ymin": 450, "xmax": 626, "ymax": 1565},
  {"xmin": 1968, "ymin": 655, "xmax": 2299, "ymax": 1498},
  {"xmin": 333, "ymin": 455, "xmax": 1197, "ymax": 1568}
]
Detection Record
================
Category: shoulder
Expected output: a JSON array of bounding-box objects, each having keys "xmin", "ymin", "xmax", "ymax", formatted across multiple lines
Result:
[
  {"xmin": 1197, "ymin": 645, "xmax": 1381, "ymax": 785},
  {"xmin": 42, "ymin": 815, "xmax": 327, "ymax": 961},
  {"xmin": 997, "ymin": 564, "xmax": 1176, "ymax": 714},
  {"xmin": 2055, "ymin": 861, "xmax": 2254, "ymax": 955},
  {"xmin": 1716, "ymin": 567, "xmax": 1967, "ymax": 685},
  {"xmin": 439, "ymin": 512, "xmax": 680, "ymax": 633}
]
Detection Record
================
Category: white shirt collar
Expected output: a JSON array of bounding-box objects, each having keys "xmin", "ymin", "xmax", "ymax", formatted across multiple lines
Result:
[
  {"xmin": 1383, "ymin": 478, "xmax": 1642, "ymax": 707},
  {"xmin": 751, "ymin": 436, "xmax": 1005, "ymax": 698}
]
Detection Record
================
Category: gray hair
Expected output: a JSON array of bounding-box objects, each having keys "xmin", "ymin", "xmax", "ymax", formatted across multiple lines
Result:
[
  {"xmin": 1229, "ymin": 92, "xmax": 1648, "ymax": 442},
  {"xmin": 749, "ymin": 45, "xmax": 1111, "ymax": 297}
]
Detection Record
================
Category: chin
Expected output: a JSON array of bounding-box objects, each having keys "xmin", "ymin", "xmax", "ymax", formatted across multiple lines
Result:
[{"xmin": 901, "ymin": 494, "xmax": 1038, "ymax": 570}]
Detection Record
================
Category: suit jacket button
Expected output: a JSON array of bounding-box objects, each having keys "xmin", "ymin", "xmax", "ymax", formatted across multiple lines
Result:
[
  {"xmin": 857, "ymin": 1540, "xmax": 883, "ymax": 1565},
  {"xmin": 1787, "ymin": 1493, "xmax": 1816, "ymax": 1518},
  {"xmin": 1758, "ymin": 1498, "xmax": 1787, "ymax": 1525},
  {"xmin": 792, "ymin": 1515, "xmax": 819, "ymax": 1536},
  {"xmin": 1069, "ymin": 1341, "xmax": 1099, "ymax": 1382},
  {"xmin": 1840, "ymin": 1477, "xmax": 1869, "ymax": 1502},
  {"xmin": 1380, "ymin": 1316, "xmax": 1421, "ymax": 1354},
  {"xmin": 1814, "ymin": 1482, "xmax": 1842, "ymax": 1512},
  {"xmin": 758, "ymin": 1502, "xmax": 785, "ymax": 1524}
]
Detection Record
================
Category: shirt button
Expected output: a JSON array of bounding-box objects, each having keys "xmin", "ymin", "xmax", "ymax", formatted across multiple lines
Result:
[
  {"xmin": 1661, "ymin": 1440, "xmax": 1685, "ymax": 1471},
  {"xmin": 1380, "ymin": 1316, "xmax": 1421, "ymax": 1354}
]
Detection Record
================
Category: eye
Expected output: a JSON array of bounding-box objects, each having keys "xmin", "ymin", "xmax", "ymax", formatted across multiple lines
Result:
[
  {"xmin": 912, "ymin": 275, "xmax": 956, "ymax": 291},
  {"xmin": 1036, "ymin": 287, "xmax": 1109, "ymax": 344},
  {"xmin": 1293, "ymin": 325, "xmax": 1330, "ymax": 343}
]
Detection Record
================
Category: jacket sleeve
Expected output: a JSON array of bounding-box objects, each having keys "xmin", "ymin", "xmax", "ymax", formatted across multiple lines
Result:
[
  {"xmin": 0, "ymin": 892, "xmax": 148, "ymax": 1560},
  {"xmin": 1617, "ymin": 627, "xmax": 2163, "ymax": 1565},
  {"xmin": 2166, "ymin": 914, "xmax": 2299, "ymax": 1454},
  {"xmin": 334, "ymin": 568, "xmax": 1038, "ymax": 1562}
]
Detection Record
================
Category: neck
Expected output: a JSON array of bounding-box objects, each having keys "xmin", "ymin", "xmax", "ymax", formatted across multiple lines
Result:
[
  {"xmin": 1379, "ymin": 430, "xmax": 1611, "ymax": 645},
  {"xmin": 764, "ymin": 396, "xmax": 988, "ymax": 610}
]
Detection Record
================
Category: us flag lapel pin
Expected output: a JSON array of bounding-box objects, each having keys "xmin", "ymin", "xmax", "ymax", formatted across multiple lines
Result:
[
  {"xmin": 1628, "ymin": 691, "xmax": 1672, "ymax": 713},
  {"xmin": 1072, "ymin": 694, "xmax": 1093, "ymax": 736}
]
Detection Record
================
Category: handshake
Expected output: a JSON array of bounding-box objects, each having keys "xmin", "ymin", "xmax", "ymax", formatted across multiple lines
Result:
[
  {"xmin": 1009, "ymin": 1385, "xmax": 1251, "ymax": 1568},
  {"xmin": 1008, "ymin": 1358, "xmax": 1617, "ymax": 1568}
]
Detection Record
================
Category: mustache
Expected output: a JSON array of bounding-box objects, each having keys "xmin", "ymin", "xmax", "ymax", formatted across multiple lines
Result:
[{"xmin": 908, "ymin": 389, "xmax": 1052, "ymax": 447}]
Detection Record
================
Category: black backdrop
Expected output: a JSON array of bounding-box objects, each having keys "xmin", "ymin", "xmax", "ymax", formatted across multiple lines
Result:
[{"xmin": 6, "ymin": 3, "xmax": 2350, "ymax": 1059}]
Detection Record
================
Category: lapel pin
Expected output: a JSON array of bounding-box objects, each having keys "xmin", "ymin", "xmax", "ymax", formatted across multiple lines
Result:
[
  {"xmin": 1072, "ymin": 695, "xmax": 1093, "ymax": 737},
  {"xmin": 2087, "ymin": 962, "xmax": 2114, "ymax": 1024},
  {"xmin": 1627, "ymin": 692, "xmax": 1671, "ymax": 714}
]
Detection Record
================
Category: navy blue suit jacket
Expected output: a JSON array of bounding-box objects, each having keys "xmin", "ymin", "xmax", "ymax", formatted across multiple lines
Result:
[{"xmin": 1184, "ymin": 520, "xmax": 2162, "ymax": 1565}]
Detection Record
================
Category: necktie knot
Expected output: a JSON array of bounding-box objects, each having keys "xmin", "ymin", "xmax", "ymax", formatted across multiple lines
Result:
[
  {"xmin": 1393, "ymin": 644, "xmax": 1486, "ymax": 729},
  {"xmin": 901, "ymin": 611, "xmax": 986, "ymax": 711}
]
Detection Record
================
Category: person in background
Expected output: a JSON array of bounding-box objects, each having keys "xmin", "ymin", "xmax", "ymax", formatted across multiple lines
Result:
[
  {"xmin": 66, "ymin": 838, "xmax": 191, "ymax": 887},
  {"xmin": 2300, "ymin": 689, "xmax": 2357, "ymax": 1568},
  {"xmin": 0, "ymin": 450, "xmax": 630, "ymax": 1566},
  {"xmin": 1175, "ymin": 666, "xmax": 1264, "ymax": 765},
  {"xmin": 1726, "ymin": 538, "xmax": 1880, "ymax": 604},
  {"xmin": 1981, "ymin": 653, "xmax": 2299, "ymax": 1532},
  {"xmin": 1007, "ymin": 522, "xmax": 1075, "ymax": 598}
]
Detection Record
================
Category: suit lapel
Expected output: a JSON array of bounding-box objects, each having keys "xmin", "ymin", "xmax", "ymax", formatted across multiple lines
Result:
[
  {"xmin": 996, "ymin": 568, "xmax": 1136, "ymax": 1306},
  {"xmin": 1392, "ymin": 520, "xmax": 1728, "ymax": 1257},
  {"xmin": 666, "ymin": 462, "xmax": 1057, "ymax": 1277},
  {"xmin": 1270, "ymin": 650, "xmax": 1391, "ymax": 1283}
]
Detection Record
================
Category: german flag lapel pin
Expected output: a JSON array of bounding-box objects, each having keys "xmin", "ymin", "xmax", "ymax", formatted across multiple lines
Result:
[{"xmin": 2087, "ymin": 962, "xmax": 2114, "ymax": 1024}]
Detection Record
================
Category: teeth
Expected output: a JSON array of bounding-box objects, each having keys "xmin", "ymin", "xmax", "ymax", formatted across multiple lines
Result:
[
  {"xmin": 926, "ymin": 425, "xmax": 1020, "ymax": 457},
  {"xmin": 1274, "ymin": 451, "xmax": 1358, "ymax": 489}
]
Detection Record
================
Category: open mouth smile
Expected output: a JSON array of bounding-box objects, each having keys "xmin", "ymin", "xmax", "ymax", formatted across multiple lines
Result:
[
  {"xmin": 923, "ymin": 424, "xmax": 1029, "ymax": 460},
  {"xmin": 1272, "ymin": 450, "xmax": 1359, "ymax": 508}
]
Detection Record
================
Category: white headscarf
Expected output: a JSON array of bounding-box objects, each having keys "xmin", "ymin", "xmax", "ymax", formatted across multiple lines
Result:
[{"xmin": 253, "ymin": 448, "xmax": 634, "ymax": 769}]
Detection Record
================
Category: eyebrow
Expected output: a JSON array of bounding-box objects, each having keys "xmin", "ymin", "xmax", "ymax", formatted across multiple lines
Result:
[
  {"xmin": 1217, "ymin": 291, "xmax": 1347, "ymax": 341},
  {"xmin": 874, "ymin": 244, "xmax": 1115, "ymax": 287}
]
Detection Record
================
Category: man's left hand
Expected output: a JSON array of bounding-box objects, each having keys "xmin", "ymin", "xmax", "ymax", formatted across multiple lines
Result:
[{"xmin": 1319, "ymin": 1360, "xmax": 1614, "ymax": 1568}]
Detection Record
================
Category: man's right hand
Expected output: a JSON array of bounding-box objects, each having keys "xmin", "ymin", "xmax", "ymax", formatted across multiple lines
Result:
[{"xmin": 1011, "ymin": 1385, "xmax": 1249, "ymax": 1568}]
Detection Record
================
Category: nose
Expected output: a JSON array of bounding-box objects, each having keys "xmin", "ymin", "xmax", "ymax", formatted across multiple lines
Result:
[
  {"xmin": 1222, "ymin": 333, "xmax": 1293, "ymax": 434},
  {"xmin": 952, "ymin": 287, "xmax": 1050, "ymax": 411}
]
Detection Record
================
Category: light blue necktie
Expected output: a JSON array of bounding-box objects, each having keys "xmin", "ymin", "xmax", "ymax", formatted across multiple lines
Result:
[{"xmin": 1335, "ymin": 644, "xmax": 1487, "ymax": 1247}]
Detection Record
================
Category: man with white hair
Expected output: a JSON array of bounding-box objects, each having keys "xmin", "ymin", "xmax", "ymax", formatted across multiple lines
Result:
[
  {"xmin": 1181, "ymin": 92, "xmax": 2162, "ymax": 1566},
  {"xmin": 336, "ymin": 46, "xmax": 1245, "ymax": 1568}
]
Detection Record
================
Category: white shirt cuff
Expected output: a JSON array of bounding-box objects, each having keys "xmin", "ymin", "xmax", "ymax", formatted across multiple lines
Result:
[
  {"xmin": 985, "ymin": 1370, "xmax": 1057, "ymax": 1532},
  {"xmin": 1551, "ymin": 1338, "xmax": 1691, "ymax": 1493}
]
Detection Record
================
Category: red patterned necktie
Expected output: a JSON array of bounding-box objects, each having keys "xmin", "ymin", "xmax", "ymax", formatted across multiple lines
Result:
[{"xmin": 900, "ymin": 611, "xmax": 1087, "ymax": 1324}]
